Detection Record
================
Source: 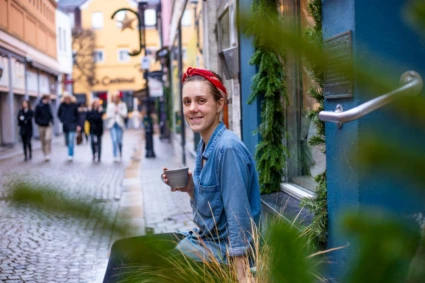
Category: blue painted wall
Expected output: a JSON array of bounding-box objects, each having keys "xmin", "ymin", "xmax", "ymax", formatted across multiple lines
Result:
[
  {"xmin": 323, "ymin": 0, "xmax": 425, "ymax": 279},
  {"xmin": 238, "ymin": 0, "xmax": 261, "ymax": 157},
  {"xmin": 322, "ymin": 0, "xmax": 359, "ymax": 278}
]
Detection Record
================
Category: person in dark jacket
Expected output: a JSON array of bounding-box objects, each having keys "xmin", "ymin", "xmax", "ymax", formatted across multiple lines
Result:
[
  {"xmin": 17, "ymin": 99, "xmax": 34, "ymax": 161},
  {"xmin": 78, "ymin": 103, "xmax": 89, "ymax": 143},
  {"xmin": 58, "ymin": 92, "xmax": 80, "ymax": 161},
  {"xmin": 86, "ymin": 99, "xmax": 104, "ymax": 162},
  {"xmin": 34, "ymin": 94, "xmax": 54, "ymax": 161}
]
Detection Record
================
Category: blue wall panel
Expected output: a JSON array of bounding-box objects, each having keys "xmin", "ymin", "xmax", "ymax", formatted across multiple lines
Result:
[{"xmin": 324, "ymin": 0, "xmax": 425, "ymax": 279}]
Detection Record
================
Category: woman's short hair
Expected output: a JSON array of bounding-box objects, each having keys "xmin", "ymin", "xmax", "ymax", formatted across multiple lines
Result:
[
  {"xmin": 183, "ymin": 72, "xmax": 225, "ymax": 102},
  {"xmin": 61, "ymin": 91, "xmax": 77, "ymax": 103}
]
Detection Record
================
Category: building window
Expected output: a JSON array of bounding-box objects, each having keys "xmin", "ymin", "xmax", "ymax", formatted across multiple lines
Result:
[
  {"xmin": 63, "ymin": 30, "xmax": 66, "ymax": 52},
  {"xmin": 72, "ymin": 50, "xmax": 77, "ymax": 64},
  {"xmin": 91, "ymin": 12, "xmax": 104, "ymax": 29},
  {"xmin": 68, "ymin": 12, "xmax": 75, "ymax": 29},
  {"xmin": 94, "ymin": 50, "xmax": 104, "ymax": 63},
  {"xmin": 181, "ymin": 10, "xmax": 192, "ymax": 27},
  {"xmin": 117, "ymin": 49, "xmax": 130, "ymax": 62},
  {"xmin": 58, "ymin": 27, "xmax": 62, "ymax": 51},
  {"xmin": 144, "ymin": 9, "xmax": 157, "ymax": 27}
]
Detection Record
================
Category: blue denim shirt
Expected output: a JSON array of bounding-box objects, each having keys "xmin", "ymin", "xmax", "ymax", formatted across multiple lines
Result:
[{"xmin": 176, "ymin": 123, "xmax": 261, "ymax": 263}]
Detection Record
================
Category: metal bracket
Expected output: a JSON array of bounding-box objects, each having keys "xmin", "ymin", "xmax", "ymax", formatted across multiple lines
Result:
[
  {"xmin": 319, "ymin": 71, "xmax": 423, "ymax": 126},
  {"xmin": 335, "ymin": 104, "xmax": 343, "ymax": 128}
]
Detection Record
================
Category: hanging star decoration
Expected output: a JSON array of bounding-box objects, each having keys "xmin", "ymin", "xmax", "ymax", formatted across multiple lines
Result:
[{"xmin": 118, "ymin": 12, "xmax": 136, "ymax": 31}]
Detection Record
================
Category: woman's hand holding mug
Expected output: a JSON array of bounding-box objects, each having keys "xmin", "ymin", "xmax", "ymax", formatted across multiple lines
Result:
[{"xmin": 162, "ymin": 167, "xmax": 194, "ymax": 199}]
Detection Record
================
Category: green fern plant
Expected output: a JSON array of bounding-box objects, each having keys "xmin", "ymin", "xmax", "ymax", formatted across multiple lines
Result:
[{"xmin": 245, "ymin": 0, "xmax": 288, "ymax": 194}]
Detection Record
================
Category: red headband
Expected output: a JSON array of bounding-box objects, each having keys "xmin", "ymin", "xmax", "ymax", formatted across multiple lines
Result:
[{"xmin": 182, "ymin": 67, "xmax": 227, "ymax": 97}]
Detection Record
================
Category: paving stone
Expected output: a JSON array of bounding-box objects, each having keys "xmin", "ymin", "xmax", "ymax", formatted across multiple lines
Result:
[{"xmin": 0, "ymin": 131, "xmax": 141, "ymax": 282}]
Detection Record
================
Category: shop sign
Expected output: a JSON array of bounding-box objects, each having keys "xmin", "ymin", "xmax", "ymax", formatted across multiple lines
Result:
[
  {"xmin": 93, "ymin": 76, "xmax": 135, "ymax": 86},
  {"xmin": 324, "ymin": 31, "xmax": 353, "ymax": 99},
  {"xmin": 148, "ymin": 77, "xmax": 163, "ymax": 97}
]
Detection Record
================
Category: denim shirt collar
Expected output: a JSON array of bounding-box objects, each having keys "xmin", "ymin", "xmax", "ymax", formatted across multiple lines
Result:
[{"xmin": 200, "ymin": 122, "xmax": 226, "ymax": 160}]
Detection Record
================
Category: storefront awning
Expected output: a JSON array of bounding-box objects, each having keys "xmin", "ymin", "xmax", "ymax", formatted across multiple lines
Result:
[{"xmin": 30, "ymin": 61, "xmax": 60, "ymax": 77}]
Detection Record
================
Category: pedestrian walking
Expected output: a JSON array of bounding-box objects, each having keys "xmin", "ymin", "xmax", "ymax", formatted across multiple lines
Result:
[
  {"xmin": 106, "ymin": 93, "xmax": 128, "ymax": 162},
  {"xmin": 86, "ymin": 99, "xmax": 104, "ymax": 162},
  {"xmin": 58, "ymin": 92, "xmax": 80, "ymax": 161},
  {"xmin": 77, "ymin": 103, "xmax": 89, "ymax": 143},
  {"xmin": 103, "ymin": 68, "xmax": 261, "ymax": 283},
  {"xmin": 34, "ymin": 94, "xmax": 54, "ymax": 161},
  {"xmin": 17, "ymin": 99, "xmax": 34, "ymax": 161}
]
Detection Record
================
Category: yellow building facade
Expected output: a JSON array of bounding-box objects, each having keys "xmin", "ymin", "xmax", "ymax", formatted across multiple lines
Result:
[{"xmin": 72, "ymin": 0, "xmax": 161, "ymax": 110}]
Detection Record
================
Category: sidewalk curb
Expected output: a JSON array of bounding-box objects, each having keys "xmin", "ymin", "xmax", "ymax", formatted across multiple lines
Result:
[{"xmin": 117, "ymin": 135, "xmax": 145, "ymax": 238}]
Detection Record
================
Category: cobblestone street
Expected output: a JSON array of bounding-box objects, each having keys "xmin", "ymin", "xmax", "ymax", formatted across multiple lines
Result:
[
  {"xmin": 0, "ymin": 130, "xmax": 196, "ymax": 282},
  {"xmin": 0, "ymin": 130, "xmax": 141, "ymax": 282}
]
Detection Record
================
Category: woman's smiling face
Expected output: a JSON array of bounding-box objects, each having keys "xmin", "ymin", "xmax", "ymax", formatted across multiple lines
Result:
[{"xmin": 182, "ymin": 80, "xmax": 224, "ymax": 140}]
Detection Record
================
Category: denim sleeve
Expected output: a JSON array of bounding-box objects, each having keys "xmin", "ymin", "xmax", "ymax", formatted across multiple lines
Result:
[{"xmin": 219, "ymin": 146, "xmax": 253, "ymax": 257}]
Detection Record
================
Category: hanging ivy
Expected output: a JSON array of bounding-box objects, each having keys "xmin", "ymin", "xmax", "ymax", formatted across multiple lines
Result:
[
  {"xmin": 244, "ymin": 0, "xmax": 288, "ymax": 194},
  {"xmin": 299, "ymin": 0, "xmax": 328, "ymax": 246}
]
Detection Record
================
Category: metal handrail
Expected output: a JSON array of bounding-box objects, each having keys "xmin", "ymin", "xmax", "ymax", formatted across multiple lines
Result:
[{"xmin": 319, "ymin": 71, "xmax": 423, "ymax": 127}]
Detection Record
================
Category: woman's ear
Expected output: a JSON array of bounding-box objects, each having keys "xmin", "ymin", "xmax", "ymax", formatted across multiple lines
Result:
[{"xmin": 217, "ymin": 98, "xmax": 225, "ymax": 113}]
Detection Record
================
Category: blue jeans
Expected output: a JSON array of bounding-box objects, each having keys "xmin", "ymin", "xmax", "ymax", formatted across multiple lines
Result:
[
  {"xmin": 65, "ymin": 131, "xmax": 76, "ymax": 157},
  {"xmin": 110, "ymin": 123, "xmax": 123, "ymax": 158}
]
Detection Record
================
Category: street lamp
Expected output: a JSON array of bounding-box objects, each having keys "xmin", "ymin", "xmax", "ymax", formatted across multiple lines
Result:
[
  {"xmin": 111, "ymin": 1, "xmax": 156, "ymax": 158},
  {"xmin": 138, "ymin": 0, "xmax": 156, "ymax": 158}
]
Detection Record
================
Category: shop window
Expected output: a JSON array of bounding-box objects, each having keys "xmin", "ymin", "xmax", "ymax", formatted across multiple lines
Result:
[
  {"xmin": 91, "ymin": 12, "xmax": 103, "ymax": 29},
  {"xmin": 93, "ymin": 50, "xmax": 104, "ymax": 63},
  {"xmin": 281, "ymin": 0, "xmax": 325, "ymax": 193},
  {"xmin": 117, "ymin": 49, "xmax": 130, "ymax": 62}
]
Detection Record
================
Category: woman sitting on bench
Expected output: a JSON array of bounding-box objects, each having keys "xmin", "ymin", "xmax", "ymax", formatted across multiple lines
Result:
[{"xmin": 103, "ymin": 67, "xmax": 261, "ymax": 283}]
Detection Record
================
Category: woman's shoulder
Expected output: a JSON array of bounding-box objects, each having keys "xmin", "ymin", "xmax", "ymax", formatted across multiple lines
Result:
[{"xmin": 217, "ymin": 130, "xmax": 247, "ymax": 152}]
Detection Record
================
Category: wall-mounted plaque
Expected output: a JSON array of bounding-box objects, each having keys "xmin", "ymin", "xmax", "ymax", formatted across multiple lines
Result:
[{"xmin": 324, "ymin": 31, "xmax": 353, "ymax": 99}]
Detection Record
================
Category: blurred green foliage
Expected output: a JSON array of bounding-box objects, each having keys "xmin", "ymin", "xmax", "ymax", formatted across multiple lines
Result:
[
  {"xmin": 8, "ymin": 180, "xmax": 133, "ymax": 238},
  {"xmin": 4, "ymin": 0, "xmax": 425, "ymax": 282}
]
